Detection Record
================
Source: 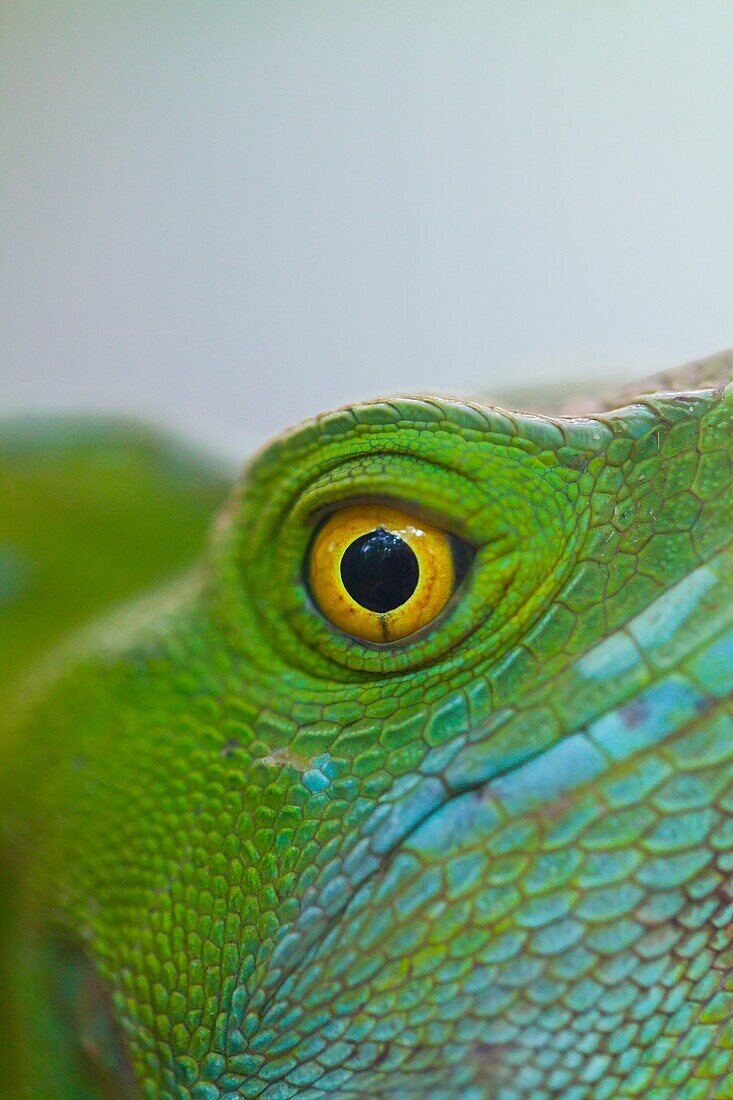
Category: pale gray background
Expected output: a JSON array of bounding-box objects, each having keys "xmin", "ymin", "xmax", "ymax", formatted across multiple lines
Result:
[{"xmin": 2, "ymin": 2, "xmax": 732, "ymax": 459}]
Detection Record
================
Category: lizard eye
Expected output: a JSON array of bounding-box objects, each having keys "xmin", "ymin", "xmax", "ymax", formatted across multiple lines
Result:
[{"xmin": 308, "ymin": 503, "xmax": 471, "ymax": 643}]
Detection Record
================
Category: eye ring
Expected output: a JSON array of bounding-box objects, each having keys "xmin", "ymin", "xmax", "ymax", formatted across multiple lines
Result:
[{"xmin": 307, "ymin": 503, "xmax": 469, "ymax": 643}]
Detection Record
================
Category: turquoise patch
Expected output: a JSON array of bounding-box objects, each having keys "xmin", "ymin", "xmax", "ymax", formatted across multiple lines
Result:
[
  {"xmin": 588, "ymin": 676, "xmax": 703, "ymax": 761},
  {"xmin": 489, "ymin": 733, "xmax": 606, "ymax": 815},
  {"xmin": 578, "ymin": 630, "xmax": 640, "ymax": 681},
  {"xmin": 628, "ymin": 564, "xmax": 716, "ymax": 651},
  {"xmin": 689, "ymin": 627, "xmax": 733, "ymax": 697}
]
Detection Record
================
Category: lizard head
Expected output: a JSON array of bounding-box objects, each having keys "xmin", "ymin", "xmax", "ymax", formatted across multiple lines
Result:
[{"xmin": 7, "ymin": 369, "xmax": 733, "ymax": 1097}]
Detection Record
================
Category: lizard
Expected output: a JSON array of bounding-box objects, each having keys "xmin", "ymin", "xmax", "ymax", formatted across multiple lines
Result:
[{"xmin": 0, "ymin": 350, "xmax": 731, "ymax": 1099}]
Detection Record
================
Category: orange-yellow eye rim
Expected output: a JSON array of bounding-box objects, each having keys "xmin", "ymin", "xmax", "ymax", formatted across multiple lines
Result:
[{"xmin": 308, "ymin": 503, "xmax": 457, "ymax": 643}]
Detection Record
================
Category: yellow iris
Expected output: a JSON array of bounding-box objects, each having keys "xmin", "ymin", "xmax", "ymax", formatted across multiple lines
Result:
[{"xmin": 308, "ymin": 503, "xmax": 456, "ymax": 643}]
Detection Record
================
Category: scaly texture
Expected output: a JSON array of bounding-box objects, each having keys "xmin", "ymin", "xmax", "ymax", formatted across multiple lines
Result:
[{"xmin": 1, "ymin": 360, "xmax": 732, "ymax": 1099}]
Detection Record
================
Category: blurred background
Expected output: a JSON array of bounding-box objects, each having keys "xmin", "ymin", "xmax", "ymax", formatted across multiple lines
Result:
[{"xmin": 2, "ymin": 2, "xmax": 732, "ymax": 460}]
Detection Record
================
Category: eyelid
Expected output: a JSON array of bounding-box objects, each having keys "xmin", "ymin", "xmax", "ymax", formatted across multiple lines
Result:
[{"xmin": 290, "ymin": 449, "xmax": 491, "ymax": 543}]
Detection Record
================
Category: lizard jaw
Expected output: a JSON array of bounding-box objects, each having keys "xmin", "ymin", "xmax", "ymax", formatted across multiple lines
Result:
[{"xmin": 242, "ymin": 555, "xmax": 730, "ymax": 1033}]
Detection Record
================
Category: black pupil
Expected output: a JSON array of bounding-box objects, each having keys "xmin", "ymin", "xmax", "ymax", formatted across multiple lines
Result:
[{"xmin": 340, "ymin": 528, "xmax": 419, "ymax": 613}]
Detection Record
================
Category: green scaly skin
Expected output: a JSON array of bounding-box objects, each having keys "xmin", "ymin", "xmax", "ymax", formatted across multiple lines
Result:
[{"xmin": 1, "ymin": 355, "xmax": 732, "ymax": 1099}]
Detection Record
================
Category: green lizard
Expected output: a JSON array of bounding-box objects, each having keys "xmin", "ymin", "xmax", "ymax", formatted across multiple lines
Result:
[{"xmin": 1, "ymin": 351, "xmax": 731, "ymax": 1099}]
